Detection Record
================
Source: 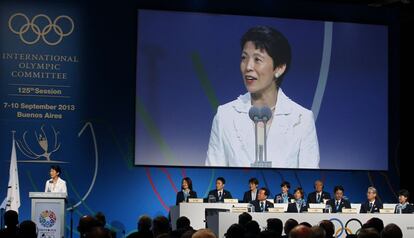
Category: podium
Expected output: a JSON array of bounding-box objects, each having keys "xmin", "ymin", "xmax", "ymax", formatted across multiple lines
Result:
[{"xmin": 29, "ymin": 192, "xmax": 67, "ymax": 238}]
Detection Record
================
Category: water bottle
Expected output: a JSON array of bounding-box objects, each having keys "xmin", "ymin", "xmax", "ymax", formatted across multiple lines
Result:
[
  {"xmin": 397, "ymin": 205, "xmax": 402, "ymax": 214},
  {"xmin": 324, "ymin": 204, "xmax": 332, "ymax": 213}
]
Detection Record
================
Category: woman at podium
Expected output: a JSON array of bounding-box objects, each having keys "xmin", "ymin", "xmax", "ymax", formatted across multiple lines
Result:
[
  {"xmin": 176, "ymin": 177, "xmax": 197, "ymax": 205},
  {"xmin": 44, "ymin": 165, "xmax": 67, "ymax": 195}
]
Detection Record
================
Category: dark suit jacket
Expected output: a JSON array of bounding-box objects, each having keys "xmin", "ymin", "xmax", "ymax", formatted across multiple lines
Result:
[
  {"xmin": 287, "ymin": 202, "xmax": 308, "ymax": 213},
  {"xmin": 327, "ymin": 199, "xmax": 351, "ymax": 213},
  {"xmin": 360, "ymin": 200, "xmax": 383, "ymax": 213},
  {"xmin": 274, "ymin": 193, "xmax": 294, "ymax": 203},
  {"xmin": 206, "ymin": 189, "xmax": 232, "ymax": 202},
  {"xmin": 250, "ymin": 200, "xmax": 274, "ymax": 212},
  {"xmin": 394, "ymin": 203, "xmax": 414, "ymax": 213},
  {"xmin": 307, "ymin": 191, "xmax": 331, "ymax": 204},
  {"xmin": 242, "ymin": 190, "xmax": 259, "ymax": 203},
  {"xmin": 176, "ymin": 190, "xmax": 198, "ymax": 205}
]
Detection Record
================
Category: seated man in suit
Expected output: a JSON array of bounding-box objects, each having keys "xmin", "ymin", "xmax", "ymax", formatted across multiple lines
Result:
[
  {"xmin": 327, "ymin": 185, "xmax": 351, "ymax": 213},
  {"xmin": 206, "ymin": 177, "xmax": 232, "ymax": 203},
  {"xmin": 395, "ymin": 189, "xmax": 414, "ymax": 213},
  {"xmin": 307, "ymin": 180, "xmax": 331, "ymax": 206},
  {"xmin": 274, "ymin": 181, "xmax": 294, "ymax": 203},
  {"xmin": 242, "ymin": 177, "xmax": 259, "ymax": 203},
  {"xmin": 250, "ymin": 187, "xmax": 274, "ymax": 212},
  {"xmin": 287, "ymin": 187, "xmax": 308, "ymax": 213},
  {"xmin": 360, "ymin": 186, "xmax": 383, "ymax": 213}
]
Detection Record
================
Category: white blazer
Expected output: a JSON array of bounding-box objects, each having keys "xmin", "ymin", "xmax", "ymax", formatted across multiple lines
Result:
[
  {"xmin": 205, "ymin": 88, "xmax": 320, "ymax": 168},
  {"xmin": 45, "ymin": 177, "xmax": 67, "ymax": 195}
]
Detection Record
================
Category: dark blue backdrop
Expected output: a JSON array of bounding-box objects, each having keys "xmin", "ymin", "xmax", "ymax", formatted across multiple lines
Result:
[{"xmin": 0, "ymin": 1, "xmax": 401, "ymax": 238}]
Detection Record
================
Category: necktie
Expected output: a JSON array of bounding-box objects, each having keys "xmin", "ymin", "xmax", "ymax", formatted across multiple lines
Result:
[
  {"xmin": 317, "ymin": 193, "xmax": 321, "ymax": 203},
  {"xmin": 219, "ymin": 191, "xmax": 222, "ymax": 200},
  {"xmin": 369, "ymin": 202, "xmax": 373, "ymax": 212},
  {"xmin": 261, "ymin": 202, "xmax": 265, "ymax": 212},
  {"xmin": 336, "ymin": 201, "xmax": 340, "ymax": 211}
]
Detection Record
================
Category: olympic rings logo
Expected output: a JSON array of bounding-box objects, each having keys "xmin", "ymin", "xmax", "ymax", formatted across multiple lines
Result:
[
  {"xmin": 329, "ymin": 218, "xmax": 363, "ymax": 237},
  {"xmin": 8, "ymin": 13, "xmax": 74, "ymax": 46}
]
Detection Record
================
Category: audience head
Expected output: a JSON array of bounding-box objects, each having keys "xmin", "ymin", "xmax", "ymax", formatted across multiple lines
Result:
[
  {"xmin": 358, "ymin": 227, "xmax": 380, "ymax": 238},
  {"xmin": 216, "ymin": 177, "xmax": 226, "ymax": 190},
  {"xmin": 362, "ymin": 217, "xmax": 384, "ymax": 233},
  {"xmin": 78, "ymin": 215, "xmax": 99, "ymax": 237},
  {"xmin": 225, "ymin": 223, "xmax": 245, "ymax": 238},
  {"xmin": 280, "ymin": 181, "xmax": 291, "ymax": 193},
  {"xmin": 284, "ymin": 218, "xmax": 299, "ymax": 236},
  {"xmin": 181, "ymin": 177, "xmax": 193, "ymax": 191},
  {"xmin": 300, "ymin": 222, "xmax": 312, "ymax": 228},
  {"xmin": 238, "ymin": 212, "xmax": 252, "ymax": 227},
  {"xmin": 314, "ymin": 180, "xmax": 324, "ymax": 193},
  {"xmin": 257, "ymin": 187, "xmax": 270, "ymax": 201},
  {"xmin": 334, "ymin": 185, "xmax": 345, "ymax": 200},
  {"xmin": 249, "ymin": 177, "xmax": 259, "ymax": 191},
  {"xmin": 181, "ymin": 229, "xmax": 196, "ymax": 238},
  {"xmin": 367, "ymin": 187, "xmax": 378, "ymax": 201},
  {"xmin": 289, "ymin": 224, "xmax": 312, "ymax": 238},
  {"xmin": 266, "ymin": 218, "xmax": 283, "ymax": 236},
  {"xmin": 4, "ymin": 210, "xmax": 19, "ymax": 228},
  {"xmin": 398, "ymin": 189, "xmax": 409, "ymax": 204},
  {"xmin": 18, "ymin": 220, "xmax": 37, "ymax": 238},
  {"xmin": 193, "ymin": 228, "xmax": 216, "ymax": 238},
  {"xmin": 94, "ymin": 211, "xmax": 106, "ymax": 227},
  {"xmin": 152, "ymin": 216, "xmax": 170, "ymax": 237},
  {"xmin": 176, "ymin": 216, "xmax": 191, "ymax": 230},
  {"xmin": 319, "ymin": 220, "xmax": 334, "ymax": 238},
  {"xmin": 380, "ymin": 223, "xmax": 402, "ymax": 238},
  {"xmin": 137, "ymin": 215, "xmax": 152, "ymax": 231},
  {"xmin": 310, "ymin": 226, "xmax": 326, "ymax": 238},
  {"xmin": 245, "ymin": 220, "xmax": 261, "ymax": 236},
  {"xmin": 85, "ymin": 226, "xmax": 111, "ymax": 238}
]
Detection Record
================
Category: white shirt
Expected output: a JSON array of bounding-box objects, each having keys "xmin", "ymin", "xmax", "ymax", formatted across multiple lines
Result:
[
  {"xmin": 251, "ymin": 190, "xmax": 257, "ymax": 201},
  {"xmin": 205, "ymin": 88, "xmax": 320, "ymax": 168},
  {"xmin": 45, "ymin": 177, "xmax": 67, "ymax": 195}
]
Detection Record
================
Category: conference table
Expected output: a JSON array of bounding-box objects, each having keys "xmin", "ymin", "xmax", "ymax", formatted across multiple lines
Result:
[{"xmin": 170, "ymin": 203, "xmax": 414, "ymax": 238}]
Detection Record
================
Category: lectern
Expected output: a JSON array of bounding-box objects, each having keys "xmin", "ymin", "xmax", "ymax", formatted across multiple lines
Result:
[{"xmin": 29, "ymin": 192, "xmax": 67, "ymax": 238}]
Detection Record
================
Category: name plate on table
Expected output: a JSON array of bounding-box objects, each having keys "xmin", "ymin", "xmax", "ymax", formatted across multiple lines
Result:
[
  {"xmin": 224, "ymin": 199, "xmax": 238, "ymax": 203},
  {"xmin": 231, "ymin": 207, "xmax": 248, "ymax": 213},
  {"xmin": 380, "ymin": 208, "xmax": 395, "ymax": 214},
  {"xmin": 307, "ymin": 208, "xmax": 324, "ymax": 213},
  {"xmin": 342, "ymin": 208, "xmax": 358, "ymax": 214},
  {"xmin": 188, "ymin": 198, "xmax": 203, "ymax": 203},
  {"xmin": 268, "ymin": 207, "xmax": 285, "ymax": 213}
]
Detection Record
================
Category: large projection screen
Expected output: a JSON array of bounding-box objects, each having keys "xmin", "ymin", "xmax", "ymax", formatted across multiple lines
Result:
[{"xmin": 135, "ymin": 9, "xmax": 388, "ymax": 170}]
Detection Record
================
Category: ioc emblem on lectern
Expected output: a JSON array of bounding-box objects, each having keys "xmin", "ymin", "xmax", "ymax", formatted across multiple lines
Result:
[
  {"xmin": 16, "ymin": 125, "xmax": 67, "ymax": 163},
  {"xmin": 8, "ymin": 13, "xmax": 74, "ymax": 46}
]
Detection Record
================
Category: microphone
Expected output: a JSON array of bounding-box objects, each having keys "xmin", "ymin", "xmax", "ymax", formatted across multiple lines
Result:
[
  {"xmin": 249, "ymin": 106, "xmax": 273, "ymax": 168},
  {"xmin": 49, "ymin": 180, "xmax": 53, "ymax": 184}
]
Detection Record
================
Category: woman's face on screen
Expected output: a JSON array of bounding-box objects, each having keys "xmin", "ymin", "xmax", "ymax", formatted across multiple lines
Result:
[
  {"xmin": 241, "ymin": 41, "xmax": 278, "ymax": 94},
  {"xmin": 182, "ymin": 180, "xmax": 189, "ymax": 190}
]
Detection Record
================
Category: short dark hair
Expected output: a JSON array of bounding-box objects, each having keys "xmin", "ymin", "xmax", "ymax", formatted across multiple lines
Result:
[
  {"xmin": 294, "ymin": 187, "xmax": 304, "ymax": 198},
  {"xmin": 319, "ymin": 220, "xmax": 334, "ymax": 237},
  {"xmin": 280, "ymin": 181, "xmax": 291, "ymax": 189},
  {"xmin": 334, "ymin": 185, "xmax": 345, "ymax": 193},
  {"xmin": 248, "ymin": 177, "xmax": 259, "ymax": 185},
  {"xmin": 94, "ymin": 212, "xmax": 106, "ymax": 227},
  {"xmin": 381, "ymin": 223, "xmax": 402, "ymax": 238},
  {"xmin": 137, "ymin": 215, "xmax": 152, "ymax": 231},
  {"xmin": 182, "ymin": 177, "xmax": 193, "ymax": 191},
  {"xmin": 284, "ymin": 218, "xmax": 298, "ymax": 235},
  {"xmin": 266, "ymin": 218, "xmax": 282, "ymax": 236},
  {"xmin": 50, "ymin": 165, "xmax": 61, "ymax": 175},
  {"xmin": 241, "ymin": 26, "xmax": 292, "ymax": 87},
  {"xmin": 238, "ymin": 212, "xmax": 252, "ymax": 227},
  {"xmin": 398, "ymin": 189, "xmax": 409, "ymax": 199},
  {"xmin": 176, "ymin": 216, "xmax": 191, "ymax": 230},
  {"xmin": 216, "ymin": 177, "xmax": 226, "ymax": 184},
  {"xmin": 259, "ymin": 187, "xmax": 270, "ymax": 197},
  {"xmin": 4, "ymin": 210, "xmax": 19, "ymax": 227}
]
